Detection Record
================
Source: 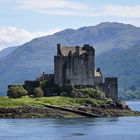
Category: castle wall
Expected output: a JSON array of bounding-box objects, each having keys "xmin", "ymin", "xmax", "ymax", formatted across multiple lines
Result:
[
  {"xmin": 86, "ymin": 49, "xmax": 95, "ymax": 85},
  {"xmin": 24, "ymin": 80, "xmax": 40, "ymax": 94},
  {"xmin": 94, "ymin": 76, "xmax": 103, "ymax": 86},
  {"xmin": 104, "ymin": 77, "xmax": 118, "ymax": 101},
  {"xmin": 54, "ymin": 56, "xmax": 63, "ymax": 86}
]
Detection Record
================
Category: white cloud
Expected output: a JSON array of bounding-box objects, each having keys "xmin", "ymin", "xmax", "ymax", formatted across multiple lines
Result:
[
  {"xmin": 0, "ymin": 26, "xmax": 61, "ymax": 51},
  {"xmin": 1, "ymin": 0, "xmax": 140, "ymax": 18},
  {"xmin": 102, "ymin": 5, "xmax": 140, "ymax": 17},
  {"xmin": 9, "ymin": 0, "xmax": 140, "ymax": 17},
  {"xmin": 82, "ymin": 5, "xmax": 140, "ymax": 17},
  {"xmin": 16, "ymin": 0, "xmax": 88, "ymax": 10},
  {"xmin": 10, "ymin": 0, "xmax": 91, "ymax": 16}
]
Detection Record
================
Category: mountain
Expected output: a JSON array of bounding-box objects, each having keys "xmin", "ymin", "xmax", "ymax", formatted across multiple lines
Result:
[
  {"xmin": 0, "ymin": 22, "xmax": 140, "ymax": 95},
  {"xmin": 0, "ymin": 46, "xmax": 18, "ymax": 59}
]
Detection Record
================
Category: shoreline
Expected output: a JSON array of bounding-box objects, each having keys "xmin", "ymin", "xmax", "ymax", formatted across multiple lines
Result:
[{"xmin": 0, "ymin": 106, "xmax": 140, "ymax": 119}]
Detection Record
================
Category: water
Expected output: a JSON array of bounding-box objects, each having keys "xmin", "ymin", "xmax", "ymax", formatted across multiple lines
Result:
[
  {"xmin": 0, "ymin": 101, "xmax": 139, "ymax": 140},
  {"xmin": 127, "ymin": 100, "xmax": 140, "ymax": 111}
]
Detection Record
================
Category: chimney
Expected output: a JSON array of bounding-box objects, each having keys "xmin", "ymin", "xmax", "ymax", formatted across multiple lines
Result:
[
  {"xmin": 57, "ymin": 44, "xmax": 61, "ymax": 55},
  {"xmin": 75, "ymin": 46, "xmax": 80, "ymax": 55}
]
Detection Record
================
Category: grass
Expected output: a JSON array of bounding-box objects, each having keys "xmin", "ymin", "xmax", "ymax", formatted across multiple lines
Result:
[{"xmin": 0, "ymin": 96, "xmax": 113, "ymax": 108}]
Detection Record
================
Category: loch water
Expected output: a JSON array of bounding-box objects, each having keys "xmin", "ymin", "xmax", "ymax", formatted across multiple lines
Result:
[{"xmin": 0, "ymin": 101, "xmax": 140, "ymax": 140}]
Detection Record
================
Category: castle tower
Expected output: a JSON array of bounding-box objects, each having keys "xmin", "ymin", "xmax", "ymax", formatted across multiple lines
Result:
[
  {"xmin": 54, "ymin": 44, "xmax": 95, "ymax": 86},
  {"xmin": 104, "ymin": 77, "xmax": 118, "ymax": 101}
]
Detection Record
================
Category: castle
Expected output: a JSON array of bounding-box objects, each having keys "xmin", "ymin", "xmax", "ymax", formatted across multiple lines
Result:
[
  {"xmin": 54, "ymin": 44, "xmax": 118, "ymax": 100},
  {"xmin": 16, "ymin": 44, "xmax": 118, "ymax": 101}
]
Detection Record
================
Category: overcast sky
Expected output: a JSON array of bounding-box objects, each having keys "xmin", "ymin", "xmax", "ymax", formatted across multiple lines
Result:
[{"xmin": 0, "ymin": 0, "xmax": 140, "ymax": 50}]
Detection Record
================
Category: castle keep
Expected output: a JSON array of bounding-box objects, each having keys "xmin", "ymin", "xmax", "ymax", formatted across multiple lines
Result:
[
  {"xmin": 54, "ymin": 44, "xmax": 95, "ymax": 86},
  {"xmin": 54, "ymin": 44, "xmax": 118, "ymax": 100}
]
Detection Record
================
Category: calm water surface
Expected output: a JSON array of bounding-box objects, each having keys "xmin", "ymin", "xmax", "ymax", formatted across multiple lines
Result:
[{"xmin": 0, "ymin": 101, "xmax": 140, "ymax": 140}]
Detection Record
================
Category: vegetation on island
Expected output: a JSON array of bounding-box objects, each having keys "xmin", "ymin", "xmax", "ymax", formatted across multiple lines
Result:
[
  {"xmin": 2, "ymin": 82, "xmax": 139, "ymax": 118},
  {"xmin": 33, "ymin": 87, "xmax": 44, "ymax": 98},
  {"xmin": 0, "ymin": 96, "xmax": 112, "ymax": 108},
  {"xmin": 7, "ymin": 85, "xmax": 28, "ymax": 99},
  {"xmin": 6, "ymin": 84, "xmax": 112, "ymax": 108}
]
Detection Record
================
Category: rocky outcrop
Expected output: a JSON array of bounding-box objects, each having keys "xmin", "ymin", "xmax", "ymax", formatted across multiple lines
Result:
[
  {"xmin": 0, "ymin": 104, "xmax": 139, "ymax": 118},
  {"xmin": 0, "ymin": 107, "xmax": 82, "ymax": 118}
]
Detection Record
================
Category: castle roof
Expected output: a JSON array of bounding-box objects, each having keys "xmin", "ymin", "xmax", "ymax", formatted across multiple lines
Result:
[
  {"xmin": 60, "ymin": 46, "xmax": 86, "ymax": 56},
  {"xmin": 95, "ymin": 68, "xmax": 102, "ymax": 77},
  {"xmin": 95, "ymin": 71, "xmax": 102, "ymax": 77}
]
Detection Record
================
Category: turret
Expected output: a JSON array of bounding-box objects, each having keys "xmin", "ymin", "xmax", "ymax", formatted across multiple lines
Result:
[
  {"xmin": 57, "ymin": 44, "xmax": 62, "ymax": 56},
  {"xmin": 82, "ymin": 44, "xmax": 95, "ymax": 55},
  {"xmin": 104, "ymin": 77, "xmax": 118, "ymax": 101},
  {"xmin": 75, "ymin": 46, "xmax": 80, "ymax": 55}
]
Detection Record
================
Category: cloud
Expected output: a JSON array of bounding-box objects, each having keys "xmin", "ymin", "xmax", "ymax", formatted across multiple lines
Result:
[
  {"xmin": 10, "ymin": 0, "xmax": 91, "ymax": 16},
  {"xmin": 0, "ymin": 26, "xmax": 61, "ymax": 51},
  {"xmin": 9, "ymin": 0, "xmax": 140, "ymax": 17},
  {"xmin": 102, "ymin": 5, "xmax": 140, "ymax": 17},
  {"xmin": 16, "ymin": 0, "xmax": 88, "ymax": 10}
]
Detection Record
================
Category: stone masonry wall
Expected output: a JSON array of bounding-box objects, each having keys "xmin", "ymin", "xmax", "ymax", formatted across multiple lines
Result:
[
  {"xmin": 54, "ymin": 44, "xmax": 95, "ymax": 86},
  {"xmin": 104, "ymin": 77, "xmax": 118, "ymax": 101}
]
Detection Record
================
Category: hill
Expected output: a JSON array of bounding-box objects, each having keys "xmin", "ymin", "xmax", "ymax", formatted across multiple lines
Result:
[
  {"xmin": 96, "ymin": 44, "xmax": 140, "ymax": 90},
  {"xmin": 0, "ymin": 46, "xmax": 17, "ymax": 59}
]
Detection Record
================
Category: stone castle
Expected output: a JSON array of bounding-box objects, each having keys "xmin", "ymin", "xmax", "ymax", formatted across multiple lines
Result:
[
  {"xmin": 54, "ymin": 44, "xmax": 118, "ymax": 100},
  {"xmin": 17, "ymin": 44, "xmax": 118, "ymax": 101}
]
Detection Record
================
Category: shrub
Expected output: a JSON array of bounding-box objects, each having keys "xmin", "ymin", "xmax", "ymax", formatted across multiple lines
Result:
[
  {"xmin": 51, "ymin": 86, "xmax": 73, "ymax": 96},
  {"xmin": 7, "ymin": 85, "xmax": 28, "ymax": 98},
  {"xmin": 69, "ymin": 87, "xmax": 105, "ymax": 99},
  {"xmin": 34, "ymin": 87, "xmax": 44, "ymax": 97},
  {"xmin": 70, "ymin": 89, "xmax": 88, "ymax": 98},
  {"xmin": 39, "ymin": 80, "xmax": 47, "ymax": 92},
  {"xmin": 79, "ymin": 88, "xmax": 105, "ymax": 99}
]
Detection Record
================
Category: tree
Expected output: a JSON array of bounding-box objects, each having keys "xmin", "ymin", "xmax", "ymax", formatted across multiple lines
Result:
[
  {"xmin": 39, "ymin": 80, "xmax": 47, "ymax": 92},
  {"xmin": 7, "ymin": 85, "xmax": 27, "ymax": 98},
  {"xmin": 34, "ymin": 87, "xmax": 44, "ymax": 97}
]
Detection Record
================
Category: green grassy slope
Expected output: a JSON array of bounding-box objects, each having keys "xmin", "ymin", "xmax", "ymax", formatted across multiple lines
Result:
[{"xmin": 0, "ymin": 96, "xmax": 112, "ymax": 108}]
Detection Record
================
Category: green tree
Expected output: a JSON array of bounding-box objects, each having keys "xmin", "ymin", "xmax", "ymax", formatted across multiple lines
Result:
[
  {"xmin": 34, "ymin": 87, "xmax": 44, "ymax": 97},
  {"xmin": 39, "ymin": 80, "xmax": 47, "ymax": 92},
  {"xmin": 7, "ymin": 85, "xmax": 28, "ymax": 98}
]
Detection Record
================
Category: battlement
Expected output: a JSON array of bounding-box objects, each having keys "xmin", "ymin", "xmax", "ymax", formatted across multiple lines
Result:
[{"xmin": 56, "ymin": 44, "xmax": 95, "ymax": 57}]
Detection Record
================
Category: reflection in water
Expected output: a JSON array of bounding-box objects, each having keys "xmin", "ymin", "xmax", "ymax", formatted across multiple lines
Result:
[
  {"xmin": 0, "ymin": 101, "xmax": 139, "ymax": 140},
  {"xmin": 0, "ymin": 117, "xmax": 140, "ymax": 140}
]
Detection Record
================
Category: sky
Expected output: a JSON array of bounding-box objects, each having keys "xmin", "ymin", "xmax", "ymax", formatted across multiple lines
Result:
[{"xmin": 0, "ymin": 0, "xmax": 140, "ymax": 50}]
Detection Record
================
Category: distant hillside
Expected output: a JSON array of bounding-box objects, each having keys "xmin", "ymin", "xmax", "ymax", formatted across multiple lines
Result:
[
  {"xmin": 96, "ymin": 44, "xmax": 140, "ymax": 90},
  {"xmin": 0, "ymin": 46, "xmax": 17, "ymax": 59},
  {"xmin": 0, "ymin": 22, "xmax": 140, "ymax": 95}
]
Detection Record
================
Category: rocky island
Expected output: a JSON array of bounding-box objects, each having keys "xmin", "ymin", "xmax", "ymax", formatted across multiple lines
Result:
[
  {"xmin": 0, "ymin": 95, "xmax": 140, "ymax": 118},
  {"xmin": 1, "ymin": 44, "xmax": 140, "ymax": 118}
]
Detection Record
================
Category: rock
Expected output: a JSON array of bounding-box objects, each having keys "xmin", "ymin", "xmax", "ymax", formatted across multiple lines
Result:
[
  {"xmin": 78, "ymin": 107, "xmax": 87, "ymax": 112},
  {"xmin": 100, "ymin": 104, "xmax": 107, "ymax": 109},
  {"xmin": 109, "ymin": 103, "xmax": 117, "ymax": 109}
]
